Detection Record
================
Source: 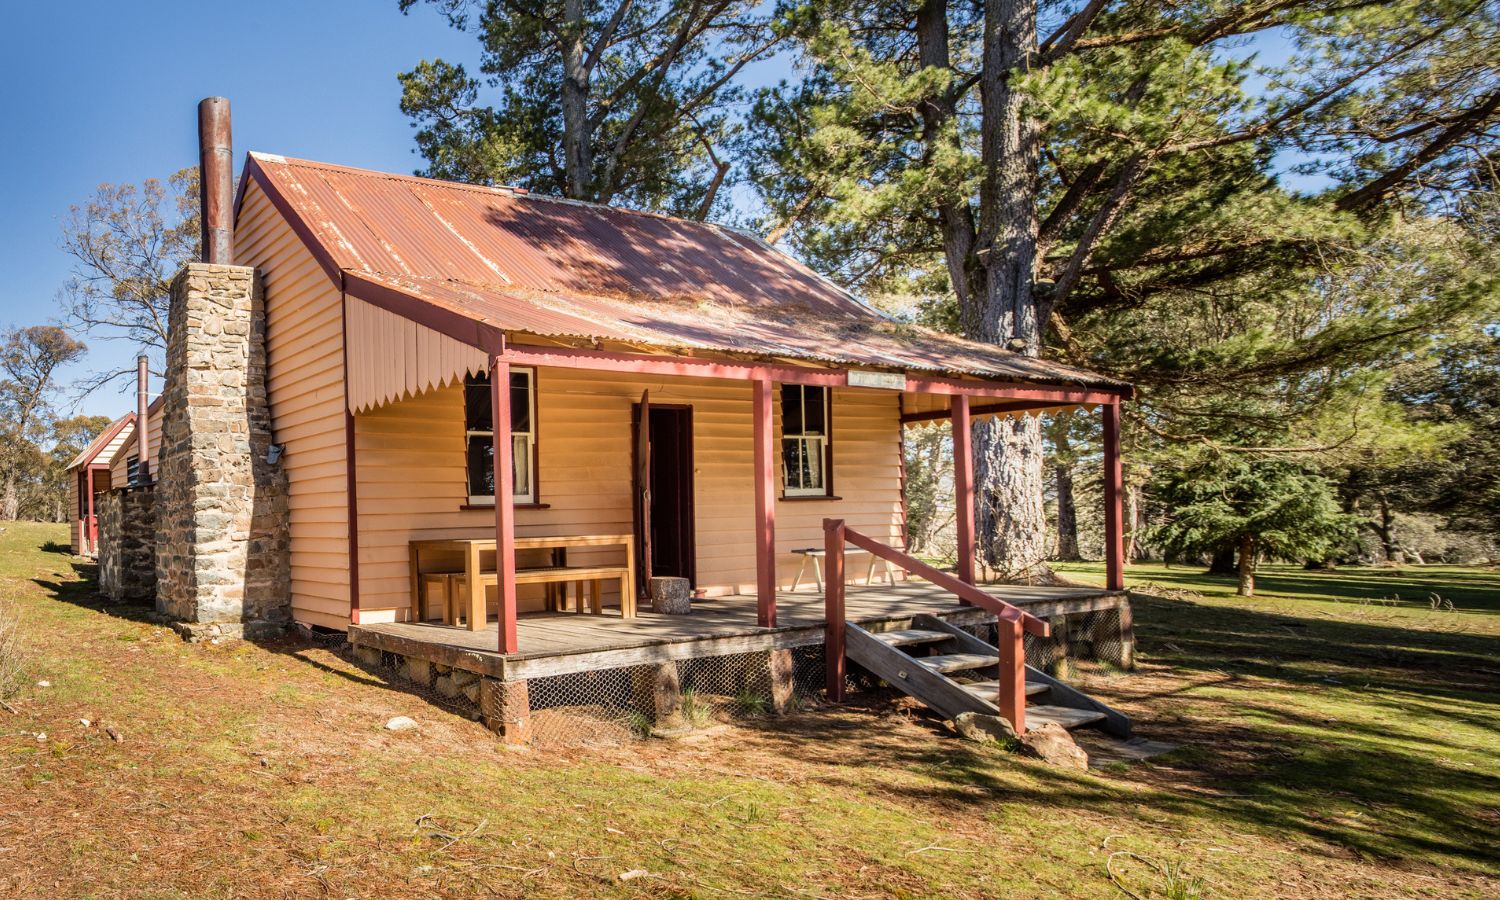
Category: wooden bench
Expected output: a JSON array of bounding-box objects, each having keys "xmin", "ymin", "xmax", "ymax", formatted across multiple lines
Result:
[
  {"xmin": 410, "ymin": 534, "xmax": 635, "ymax": 632},
  {"xmin": 432, "ymin": 566, "xmax": 636, "ymax": 625}
]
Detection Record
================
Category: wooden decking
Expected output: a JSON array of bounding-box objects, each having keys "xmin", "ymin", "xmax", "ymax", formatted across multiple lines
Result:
[{"xmin": 349, "ymin": 581, "xmax": 1128, "ymax": 682}]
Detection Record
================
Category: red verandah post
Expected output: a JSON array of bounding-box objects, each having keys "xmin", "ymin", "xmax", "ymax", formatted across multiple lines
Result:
[
  {"xmin": 951, "ymin": 394, "xmax": 975, "ymax": 586},
  {"xmin": 823, "ymin": 518, "xmax": 846, "ymax": 702},
  {"xmin": 753, "ymin": 378, "xmax": 778, "ymax": 627},
  {"xmin": 1102, "ymin": 400, "xmax": 1125, "ymax": 592},
  {"xmin": 491, "ymin": 356, "xmax": 519, "ymax": 654},
  {"xmin": 85, "ymin": 466, "xmax": 96, "ymax": 554}
]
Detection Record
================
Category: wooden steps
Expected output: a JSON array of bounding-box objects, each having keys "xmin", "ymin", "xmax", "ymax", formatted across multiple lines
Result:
[
  {"xmin": 917, "ymin": 652, "xmax": 1000, "ymax": 674},
  {"xmin": 1025, "ymin": 705, "xmax": 1108, "ymax": 730},
  {"xmin": 870, "ymin": 628, "xmax": 951, "ymax": 647},
  {"xmin": 846, "ymin": 614, "xmax": 1131, "ymax": 738},
  {"xmin": 960, "ymin": 680, "xmax": 1051, "ymax": 699}
]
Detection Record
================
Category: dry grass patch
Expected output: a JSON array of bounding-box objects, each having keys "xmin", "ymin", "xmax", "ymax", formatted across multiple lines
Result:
[{"xmin": 1, "ymin": 525, "xmax": 1497, "ymax": 897}]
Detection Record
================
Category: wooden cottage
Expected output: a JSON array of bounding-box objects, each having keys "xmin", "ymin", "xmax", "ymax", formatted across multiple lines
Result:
[
  {"xmin": 232, "ymin": 152, "xmax": 1129, "ymax": 609},
  {"xmin": 92, "ymin": 98, "xmax": 1138, "ymax": 741},
  {"xmin": 66, "ymin": 390, "xmax": 161, "ymax": 556}
]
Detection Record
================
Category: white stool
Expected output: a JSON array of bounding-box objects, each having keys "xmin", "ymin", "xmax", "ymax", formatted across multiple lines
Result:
[{"xmin": 790, "ymin": 547, "xmax": 898, "ymax": 592}]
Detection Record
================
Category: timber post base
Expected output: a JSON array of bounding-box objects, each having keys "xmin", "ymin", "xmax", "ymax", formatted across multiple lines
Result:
[
  {"xmin": 1109, "ymin": 602, "xmax": 1135, "ymax": 670},
  {"xmin": 768, "ymin": 648, "xmax": 796, "ymax": 714},
  {"xmin": 631, "ymin": 662, "xmax": 686, "ymax": 732},
  {"xmin": 480, "ymin": 677, "xmax": 532, "ymax": 745}
]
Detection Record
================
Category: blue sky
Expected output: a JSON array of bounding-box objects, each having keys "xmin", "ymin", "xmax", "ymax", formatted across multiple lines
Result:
[{"xmin": 0, "ymin": 1, "xmax": 482, "ymax": 417}]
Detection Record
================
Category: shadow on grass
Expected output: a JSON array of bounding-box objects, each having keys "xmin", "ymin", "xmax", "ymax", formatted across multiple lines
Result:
[
  {"xmin": 1130, "ymin": 564, "xmax": 1500, "ymax": 613},
  {"xmin": 39, "ymin": 540, "xmax": 71, "ymax": 555},
  {"xmin": 30, "ymin": 559, "xmax": 455, "ymax": 713},
  {"xmin": 750, "ymin": 590, "xmax": 1500, "ymax": 875},
  {"xmin": 30, "ymin": 559, "xmax": 163, "ymax": 628}
]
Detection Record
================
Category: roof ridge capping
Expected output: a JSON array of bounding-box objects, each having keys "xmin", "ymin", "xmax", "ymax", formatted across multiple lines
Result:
[{"xmin": 249, "ymin": 151, "xmax": 735, "ymax": 228}]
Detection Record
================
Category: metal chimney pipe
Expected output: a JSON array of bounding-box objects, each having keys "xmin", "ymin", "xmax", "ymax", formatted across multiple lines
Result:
[
  {"xmin": 136, "ymin": 355, "xmax": 151, "ymax": 484},
  {"xmin": 198, "ymin": 97, "xmax": 234, "ymax": 264}
]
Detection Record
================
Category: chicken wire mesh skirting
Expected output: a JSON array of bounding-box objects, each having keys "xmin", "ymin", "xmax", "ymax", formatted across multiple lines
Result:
[
  {"xmin": 950, "ymin": 607, "xmax": 1131, "ymax": 674},
  {"xmin": 523, "ymin": 646, "xmax": 829, "ymax": 747},
  {"xmin": 347, "ymin": 643, "xmax": 830, "ymax": 748}
]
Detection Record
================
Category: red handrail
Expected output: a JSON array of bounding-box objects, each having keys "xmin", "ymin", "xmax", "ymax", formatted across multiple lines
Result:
[{"xmin": 823, "ymin": 518, "xmax": 1048, "ymax": 733}]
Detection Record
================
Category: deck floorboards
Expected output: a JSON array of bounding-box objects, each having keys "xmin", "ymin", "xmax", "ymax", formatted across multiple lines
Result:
[{"xmin": 349, "ymin": 581, "xmax": 1126, "ymax": 680}]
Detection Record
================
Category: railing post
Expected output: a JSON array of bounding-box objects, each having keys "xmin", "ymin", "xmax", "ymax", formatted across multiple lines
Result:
[
  {"xmin": 998, "ymin": 618, "xmax": 1026, "ymax": 734},
  {"xmin": 823, "ymin": 518, "xmax": 846, "ymax": 702}
]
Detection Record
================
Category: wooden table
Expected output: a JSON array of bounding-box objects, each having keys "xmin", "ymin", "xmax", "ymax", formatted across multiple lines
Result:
[{"xmin": 409, "ymin": 534, "xmax": 636, "ymax": 631}]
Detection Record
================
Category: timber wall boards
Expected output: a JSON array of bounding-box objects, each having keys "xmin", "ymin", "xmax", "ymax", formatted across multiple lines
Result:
[{"xmin": 350, "ymin": 370, "xmax": 905, "ymax": 625}]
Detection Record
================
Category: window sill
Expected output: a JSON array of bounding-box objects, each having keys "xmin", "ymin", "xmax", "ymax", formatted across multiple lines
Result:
[
  {"xmin": 780, "ymin": 494, "xmax": 842, "ymax": 502},
  {"xmin": 460, "ymin": 502, "xmax": 552, "ymax": 511}
]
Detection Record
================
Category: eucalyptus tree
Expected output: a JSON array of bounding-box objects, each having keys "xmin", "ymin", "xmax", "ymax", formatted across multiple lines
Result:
[
  {"xmin": 59, "ymin": 168, "xmax": 198, "ymax": 391},
  {"xmin": 0, "ymin": 327, "xmax": 87, "ymax": 521}
]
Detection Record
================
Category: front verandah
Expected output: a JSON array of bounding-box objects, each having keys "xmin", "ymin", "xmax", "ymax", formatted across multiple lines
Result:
[{"xmin": 346, "ymin": 342, "xmax": 1132, "ymax": 655}]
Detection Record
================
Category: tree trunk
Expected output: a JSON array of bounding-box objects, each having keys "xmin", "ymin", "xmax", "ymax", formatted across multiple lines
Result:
[
  {"xmin": 974, "ymin": 415, "xmax": 1050, "ymax": 580},
  {"xmin": 1375, "ymin": 494, "xmax": 1403, "ymax": 564},
  {"xmin": 1236, "ymin": 533, "xmax": 1256, "ymax": 597},
  {"xmin": 1053, "ymin": 455, "xmax": 1081, "ymax": 561},
  {"xmin": 1208, "ymin": 545, "xmax": 1236, "ymax": 575},
  {"xmin": 1124, "ymin": 480, "xmax": 1141, "ymax": 563},
  {"xmin": 966, "ymin": 0, "xmax": 1046, "ymax": 581},
  {"xmin": 560, "ymin": 0, "xmax": 593, "ymax": 199},
  {"xmin": 1, "ymin": 475, "xmax": 17, "ymax": 521}
]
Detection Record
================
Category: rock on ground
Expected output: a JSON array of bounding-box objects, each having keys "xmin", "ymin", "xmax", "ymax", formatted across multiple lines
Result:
[
  {"xmin": 952, "ymin": 711, "xmax": 1019, "ymax": 744},
  {"xmin": 1022, "ymin": 722, "xmax": 1089, "ymax": 770}
]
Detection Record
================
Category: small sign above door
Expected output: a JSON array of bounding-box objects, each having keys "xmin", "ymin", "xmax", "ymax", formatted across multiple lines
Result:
[{"xmin": 847, "ymin": 370, "xmax": 907, "ymax": 390}]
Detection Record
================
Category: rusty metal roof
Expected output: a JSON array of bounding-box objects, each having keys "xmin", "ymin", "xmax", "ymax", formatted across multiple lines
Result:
[{"xmin": 244, "ymin": 153, "xmax": 1127, "ymax": 390}]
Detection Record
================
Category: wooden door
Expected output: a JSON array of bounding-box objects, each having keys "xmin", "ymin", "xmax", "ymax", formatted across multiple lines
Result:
[{"xmin": 633, "ymin": 400, "xmax": 696, "ymax": 595}]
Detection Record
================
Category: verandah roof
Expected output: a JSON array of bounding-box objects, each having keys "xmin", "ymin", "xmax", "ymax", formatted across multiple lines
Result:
[{"xmin": 240, "ymin": 153, "xmax": 1129, "ymax": 394}]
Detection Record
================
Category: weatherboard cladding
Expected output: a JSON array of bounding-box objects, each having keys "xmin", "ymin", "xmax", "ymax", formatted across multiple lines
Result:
[
  {"xmin": 67, "ymin": 413, "xmax": 134, "ymax": 471},
  {"xmin": 244, "ymin": 153, "xmax": 1126, "ymax": 390}
]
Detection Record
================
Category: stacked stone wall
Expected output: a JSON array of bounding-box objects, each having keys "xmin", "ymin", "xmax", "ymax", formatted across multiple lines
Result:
[
  {"xmin": 97, "ymin": 487, "xmax": 157, "ymax": 602},
  {"xmin": 155, "ymin": 263, "xmax": 291, "ymax": 639}
]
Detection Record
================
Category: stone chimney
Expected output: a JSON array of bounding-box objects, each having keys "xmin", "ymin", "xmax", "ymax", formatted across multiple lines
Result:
[
  {"xmin": 154, "ymin": 264, "xmax": 289, "ymax": 639},
  {"xmin": 153, "ymin": 98, "xmax": 290, "ymax": 640}
]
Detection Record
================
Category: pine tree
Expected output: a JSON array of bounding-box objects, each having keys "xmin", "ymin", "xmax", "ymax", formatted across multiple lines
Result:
[
  {"xmin": 397, "ymin": 0, "xmax": 780, "ymax": 217},
  {"xmin": 1150, "ymin": 458, "xmax": 1356, "ymax": 596},
  {"xmin": 746, "ymin": 0, "xmax": 1500, "ymax": 576}
]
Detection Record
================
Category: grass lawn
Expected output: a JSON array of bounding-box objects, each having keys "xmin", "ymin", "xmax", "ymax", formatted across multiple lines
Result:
[{"xmin": 2, "ymin": 521, "xmax": 1497, "ymax": 898}]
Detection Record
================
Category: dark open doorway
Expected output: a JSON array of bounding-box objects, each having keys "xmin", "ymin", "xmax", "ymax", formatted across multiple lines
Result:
[{"xmin": 633, "ymin": 400, "xmax": 696, "ymax": 597}]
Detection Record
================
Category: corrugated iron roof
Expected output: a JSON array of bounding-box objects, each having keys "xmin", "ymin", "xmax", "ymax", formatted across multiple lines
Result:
[{"xmin": 244, "ymin": 153, "xmax": 1128, "ymax": 390}]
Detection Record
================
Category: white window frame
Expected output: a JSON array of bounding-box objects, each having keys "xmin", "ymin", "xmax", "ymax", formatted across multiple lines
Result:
[
  {"xmin": 782, "ymin": 384, "xmax": 831, "ymax": 497},
  {"xmin": 466, "ymin": 367, "xmax": 536, "ymax": 505}
]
